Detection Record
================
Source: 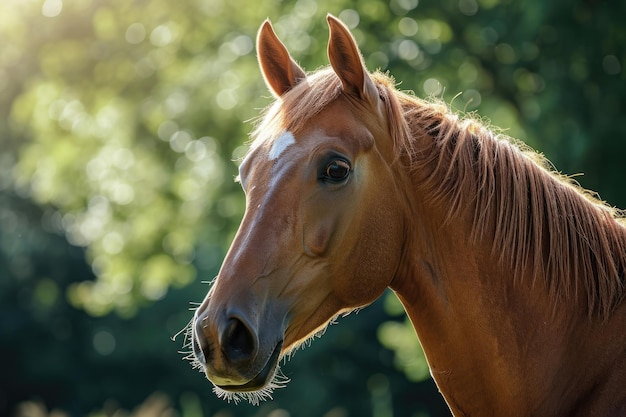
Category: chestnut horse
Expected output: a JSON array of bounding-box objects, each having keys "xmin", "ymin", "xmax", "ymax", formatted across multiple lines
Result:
[{"xmin": 191, "ymin": 15, "xmax": 626, "ymax": 416}]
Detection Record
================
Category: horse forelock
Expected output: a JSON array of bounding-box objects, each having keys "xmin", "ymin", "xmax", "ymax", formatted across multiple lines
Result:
[
  {"xmin": 249, "ymin": 68, "xmax": 410, "ymax": 158},
  {"xmin": 249, "ymin": 69, "xmax": 342, "ymax": 150}
]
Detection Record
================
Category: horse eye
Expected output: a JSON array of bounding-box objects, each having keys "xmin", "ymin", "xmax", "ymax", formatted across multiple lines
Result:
[{"xmin": 324, "ymin": 159, "xmax": 351, "ymax": 182}]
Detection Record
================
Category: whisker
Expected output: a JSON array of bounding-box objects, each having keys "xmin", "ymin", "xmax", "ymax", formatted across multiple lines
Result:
[
  {"xmin": 211, "ymin": 364, "xmax": 290, "ymax": 406},
  {"xmin": 200, "ymin": 276, "xmax": 218, "ymax": 286},
  {"xmin": 171, "ymin": 317, "xmax": 194, "ymax": 342},
  {"xmin": 188, "ymin": 301, "xmax": 201, "ymax": 312}
]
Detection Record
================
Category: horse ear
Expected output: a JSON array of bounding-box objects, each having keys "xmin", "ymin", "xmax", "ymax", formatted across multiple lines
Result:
[
  {"xmin": 257, "ymin": 19, "xmax": 306, "ymax": 97},
  {"xmin": 327, "ymin": 14, "xmax": 379, "ymax": 106}
]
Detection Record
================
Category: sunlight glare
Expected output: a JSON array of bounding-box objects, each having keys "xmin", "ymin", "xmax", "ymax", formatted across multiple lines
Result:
[{"xmin": 41, "ymin": 0, "xmax": 62, "ymax": 17}]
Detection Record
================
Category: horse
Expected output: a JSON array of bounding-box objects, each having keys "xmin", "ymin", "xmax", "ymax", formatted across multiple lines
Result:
[{"xmin": 190, "ymin": 14, "xmax": 626, "ymax": 416}]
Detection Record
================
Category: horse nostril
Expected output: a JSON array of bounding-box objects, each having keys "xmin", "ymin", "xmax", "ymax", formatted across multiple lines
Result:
[{"xmin": 221, "ymin": 317, "xmax": 257, "ymax": 364}]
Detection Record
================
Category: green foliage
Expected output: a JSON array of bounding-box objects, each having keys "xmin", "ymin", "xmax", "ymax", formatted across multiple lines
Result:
[
  {"xmin": 379, "ymin": 319, "xmax": 430, "ymax": 382},
  {"xmin": 4, "ymin": 0, "xmax": 262, "ymax": 316},
  {"xmin": 1, "ymin": 0, "xmax": 625, "ymax": 416},
  {"xmin": 379, "ymin": 294, "xmax": 430, "ymax": 382}
]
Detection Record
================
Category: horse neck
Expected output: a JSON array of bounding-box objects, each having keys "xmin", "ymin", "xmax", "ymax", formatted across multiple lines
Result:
[{"xmin": 389, "ymin": 189, "xmax": 626, "ymax": 417}]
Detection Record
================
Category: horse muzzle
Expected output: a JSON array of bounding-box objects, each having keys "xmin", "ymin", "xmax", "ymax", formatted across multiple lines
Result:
[{"xmin": 192, "ymin": 309, "xmax": 283, "ymax": 392}]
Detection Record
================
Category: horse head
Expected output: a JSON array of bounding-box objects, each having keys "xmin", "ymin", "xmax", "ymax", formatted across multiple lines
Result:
[{"xmin": 191, "ymin": 15, "xmax": 411, "ymax": 402}]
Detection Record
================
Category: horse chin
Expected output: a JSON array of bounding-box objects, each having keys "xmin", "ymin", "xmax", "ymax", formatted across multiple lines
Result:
[
  {"xmin": 218, "ymin": 341, "xmax": 282, "ymax": 392},
  {"xmin": 211, "ymin": 341, "xmax": 287, "ymax": 405}
]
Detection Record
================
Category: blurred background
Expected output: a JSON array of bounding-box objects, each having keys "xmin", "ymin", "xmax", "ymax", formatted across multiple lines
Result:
[{"xmin": 0, "ymin": 0, "xmax": 624, "ymax": 416}]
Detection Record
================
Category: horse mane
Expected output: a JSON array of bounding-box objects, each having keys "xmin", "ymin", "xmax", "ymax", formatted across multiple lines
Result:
[
  {"xmin": 252, "ymin": 67, "xmax": 626, "ymax": 319},
  {"xmin": 392, "ymin": 81, "xmax": 626, "ymax": 320}
]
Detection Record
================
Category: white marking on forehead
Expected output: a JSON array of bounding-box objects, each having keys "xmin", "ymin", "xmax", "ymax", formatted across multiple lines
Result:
[{"xmin": 268, "ymin": 131, "xmax": 296, "ymax": 161}]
